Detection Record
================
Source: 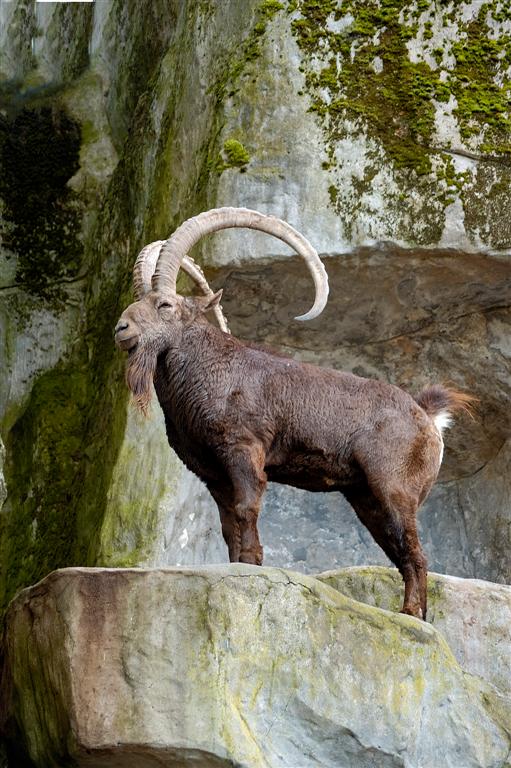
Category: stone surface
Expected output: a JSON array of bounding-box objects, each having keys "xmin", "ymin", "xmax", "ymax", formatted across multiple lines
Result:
[
  {"xmin": 0, "ymin": 437, "xmax": 6, "ymax": 510},
  {"xmin": 317, "ymin": 565, "xmax": 511, "ymax": 701},
  {"xmin": 2, "ymin": 566, "xmax": 511, "ymax": 768},
  {"xmin": 2, "ymin": 3, "xmax": 510, "ymax": 762}
]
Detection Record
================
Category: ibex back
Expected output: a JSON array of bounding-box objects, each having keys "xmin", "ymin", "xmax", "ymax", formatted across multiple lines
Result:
[{"xmin": 115, "ymin": 208, "xmax": 474, "ymax": 620}]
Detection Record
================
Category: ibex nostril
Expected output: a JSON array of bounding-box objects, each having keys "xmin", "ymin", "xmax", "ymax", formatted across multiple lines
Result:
[{"xmin": 115, "ymin": 320, "xmax": 129, "ymax": 334}]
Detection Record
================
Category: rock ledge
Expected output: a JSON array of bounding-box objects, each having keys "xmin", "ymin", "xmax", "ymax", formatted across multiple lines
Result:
[{"xmin": 1, "ymin": 566, "xmax": 510, "ymax": 768}]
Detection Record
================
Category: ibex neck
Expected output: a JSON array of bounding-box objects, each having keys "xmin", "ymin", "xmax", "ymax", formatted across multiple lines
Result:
[
  {"xmin": 181, "ymin": 319, "xmax": 229, "ymax": 358},
  {"xmin": 155, "ymin": 322, "xmax": 230, "ymax": 395}
]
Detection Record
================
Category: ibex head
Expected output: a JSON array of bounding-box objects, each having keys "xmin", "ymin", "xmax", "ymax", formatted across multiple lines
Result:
[
  {"xmin": 114, "ymin": 287, "xmax": 224, "ymax": 354},
  {"xmin": 114, "ymin": 207, "xmax": 329, "ymax": 412}
]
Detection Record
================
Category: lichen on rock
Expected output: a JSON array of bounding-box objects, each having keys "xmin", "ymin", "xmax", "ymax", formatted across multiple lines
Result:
[
  {"xmin": 317, "ymin": 565, "xmax": 511, "ymax": 701},
  {"xmin": 287, "ymin": 0, "xmax": 511, "ymax": 246},
  {"xmin": 0, "ymin": 0, "xmax": 180, "ymax": 615},
  {"xmin": 1, "ymin": 566, "xmax": 510, "ymax": 767},
  {"xmin": 0, "ymin": 0, "xmax": 292, "ymax": 617}
]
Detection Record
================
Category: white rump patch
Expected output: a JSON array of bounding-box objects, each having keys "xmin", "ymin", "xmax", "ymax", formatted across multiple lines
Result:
[
  {"xmin": 433, "ymin": 411, "xmax": 451, "ymax": 470},
  {"xmin": 434, "ymin": 410, "xmax": 453, "ymax": 434}
]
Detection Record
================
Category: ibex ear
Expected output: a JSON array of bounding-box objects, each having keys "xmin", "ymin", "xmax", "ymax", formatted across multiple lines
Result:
[{"xmin": 200, "ymin": 289, "xmax": 223, "ymax": 313}]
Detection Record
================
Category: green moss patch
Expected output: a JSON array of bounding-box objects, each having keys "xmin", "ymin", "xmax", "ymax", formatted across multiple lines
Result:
[
  {"xmin": 287, "ymin": 0, "xmax": 511, "ymax": 241},
  {"xmin": 0, "ymin": 280, "xmax": 132, "ymax": 616},
  {"xmin": 0, "ymin": 364, "xmax": 89, "ymax": 615},
  {"xmin": 213, "ymin": 138, "xmax": 252, "ymax": 174},
  {"xmin": 290, "ymin": 1, "xmax": 511, "ymax": 154},
  {"xmin": 0, "ymin": 96, "xmax": 133, "ymax": 616},
  {"xmin": 450, "ymin": 7, "xmax": 511, "ymax": 151},
  {"xmin": 290, "ymin": 0, "xmax": 445, "ymax": 175},
  {"xmin": 223, "ymin": 138, "xmax": 251, "ymax": 167}
]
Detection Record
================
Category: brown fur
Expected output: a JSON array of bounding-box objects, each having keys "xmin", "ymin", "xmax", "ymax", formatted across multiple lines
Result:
[
  {"xmin": 115, "ymin": 291, "xmax": 474, "ymax": 621},
  {"xmin": 415, "ymin": 384, "xmax": 477, "ymax": 419}
]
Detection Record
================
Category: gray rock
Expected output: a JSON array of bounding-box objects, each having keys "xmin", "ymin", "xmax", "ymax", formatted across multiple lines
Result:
[
  {"xmin": 0, "ymin": 436, "xmax": 5, "ymax": 510},
  {"xmin": 2, "ymin": 567, "xmax": 510, "ymax": 768},
  {"xmin": 318, "ymin": 566, "xmax": 511, "ymax": 701}
]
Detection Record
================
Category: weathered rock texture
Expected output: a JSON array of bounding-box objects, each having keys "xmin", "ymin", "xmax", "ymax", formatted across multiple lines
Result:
[
  {"xmin": 318, "ymin": 565, "xmax": 511, "ymax": 701},
  {"xmin": 0, "ymin": 0, "xmax": 510, "ymax": 616},
  {"xmin": 2, "ymin": 566, "xmax": 511, "ymax": 768}
]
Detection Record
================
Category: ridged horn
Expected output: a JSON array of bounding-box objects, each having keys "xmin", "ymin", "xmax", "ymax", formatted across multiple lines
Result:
[
  {"xmin": 133, "ymin": 240, "xmax": 229, "ymax": 333},
  {"xmin": 152, "ymin": 207, "xmax": 329, "ymax": 322}
]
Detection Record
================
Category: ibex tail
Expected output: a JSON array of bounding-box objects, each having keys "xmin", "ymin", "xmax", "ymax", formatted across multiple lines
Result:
[{"xmin": 415, "ymin": 385, "xmax": 477, "ymax": 433}]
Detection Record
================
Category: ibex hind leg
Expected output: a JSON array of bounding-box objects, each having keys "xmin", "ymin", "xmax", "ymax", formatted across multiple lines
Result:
[
  {"xmin": 344, "ymin": 487, "xmax": 427, "ymax": 620},
  {"xmin": 211, "ymin": 443, "xmax": 267, "ymax": 566}
]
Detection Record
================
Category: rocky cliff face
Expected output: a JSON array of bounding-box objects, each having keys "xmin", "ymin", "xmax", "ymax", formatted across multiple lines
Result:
[{"xmin": 0, "ymin": 0, "xmax": 510, "ymax": 614}]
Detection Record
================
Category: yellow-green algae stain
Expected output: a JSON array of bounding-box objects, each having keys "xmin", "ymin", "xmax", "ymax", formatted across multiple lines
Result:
[
  {"xmin": 318, "ymin": 565, "xmax": 449, "ymax": 618},
  {"xmin": 5, "ymin": 568, "xmax": 509, "ymax": 766},
  {"xmin": 0, "ymin": 93, "xmax": 142, "ymax": 616},
  {"xmin": 1, "ymin": 365, "xmax": 89, "ymax": 613},
  {"xmin": 205, "ymin": 571, "xmax": 462, "ymax": 763}
]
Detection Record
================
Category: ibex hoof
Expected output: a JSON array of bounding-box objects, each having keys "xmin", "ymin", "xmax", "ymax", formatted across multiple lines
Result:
[
  {"xmin": 400, "ymin": 605, "xmax": 425, "ymax": 621},
  {"xmin": 239, "ymin": 550, "xmax": 263, "ymax": 566}
]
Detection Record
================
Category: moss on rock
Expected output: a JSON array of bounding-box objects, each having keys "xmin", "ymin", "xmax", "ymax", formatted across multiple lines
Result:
[
  {"xmin": 216, "ymin": 138, "xmax": 251, "ymax": 173},
  {"xmin": 0, "ymin": 59, "xmax": 127, "ymax": 617},
  {"xmin": 3, "ymin": 566, "xmax": 510, "ymax": 766},
  {"xmin": 193, "ymin": 0, "xmax": 284, "ymax": 202},
  {"xmin": 0, "ymin": 364, "xmax": 89, "ymax": 614},
  {"xmin": 0, "ymin": 0, "xmax": 287, "ymax": 617},
  {"xmin": 287, "ymin": 0, "xmax": 511, "ymax": 244},
  {"xmin": 290, "ymin": 0, "xmax": 444, "ymax": 175}
]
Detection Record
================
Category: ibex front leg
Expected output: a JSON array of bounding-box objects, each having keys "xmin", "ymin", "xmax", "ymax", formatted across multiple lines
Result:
[
  {"xmin": 213, "ymin": 443, "xmax": 267, "ymax": 565},
  {"xmin": 207, "ymin": 486, "xmax": 241, "ymax": 562}
]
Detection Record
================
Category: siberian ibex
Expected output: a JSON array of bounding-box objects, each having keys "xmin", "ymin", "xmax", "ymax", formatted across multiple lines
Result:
[{"xmin": 115, "ymin": 207, "xmax": 473, "ymax": 620}]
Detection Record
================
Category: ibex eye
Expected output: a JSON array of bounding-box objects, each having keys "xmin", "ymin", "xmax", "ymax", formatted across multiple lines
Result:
[{"xmin": 158, "ymin": 301, "xmax": 172, "ymax": 309}]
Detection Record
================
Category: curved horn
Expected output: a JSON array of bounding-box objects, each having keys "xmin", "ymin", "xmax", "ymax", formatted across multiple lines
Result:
[
  {"xmin": 152, "ymin": 207, "xmax": 329, "ymax": 322},
  {"xmin": 182, "ymin": 255, "xmax": 230, "ymax": 334},
  {"xmin": 133, "ymin": 241, "xmax": 163, "ymax": 300},
  {"xmin": 133, "ymin": 240, "xmax": 229, "ymax": 333}
]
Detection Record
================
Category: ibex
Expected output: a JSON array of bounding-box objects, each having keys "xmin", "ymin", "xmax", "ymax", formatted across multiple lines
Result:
[{"xmin": 115, "ymin": 208, "xmax": 473, "ymax": 620}]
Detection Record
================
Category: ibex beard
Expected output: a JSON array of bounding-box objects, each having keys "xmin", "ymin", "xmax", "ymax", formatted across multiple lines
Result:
[{"xmin": 125, "ymin": 342, "xmax": 157, "ymax": 416}]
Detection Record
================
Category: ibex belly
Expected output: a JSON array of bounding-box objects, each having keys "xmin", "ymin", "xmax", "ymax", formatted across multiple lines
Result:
[{"xmin": 265, "ymin": 450, "xmax": 364, "ymax": 492}]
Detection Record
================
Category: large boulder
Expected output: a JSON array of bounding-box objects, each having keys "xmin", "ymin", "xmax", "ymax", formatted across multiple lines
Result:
[{"xmin": 2, "ymin": 566, "xmax": 510, "ymax": 768}]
